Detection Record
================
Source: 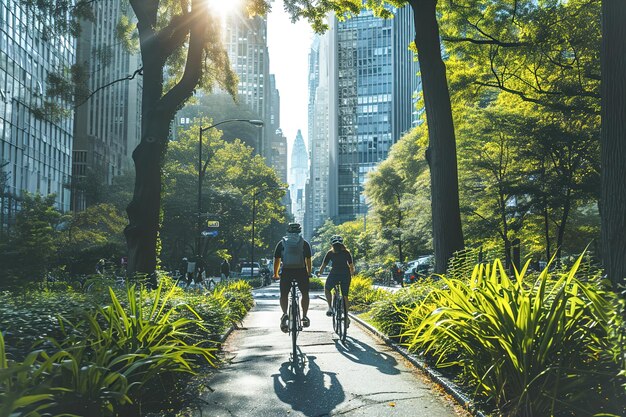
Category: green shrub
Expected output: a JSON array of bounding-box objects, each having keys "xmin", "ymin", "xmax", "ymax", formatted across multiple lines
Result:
[
  {"xmin": 349, "ymin": 275, "xmax": 386, "ymax": 312},
  {"xmin": 0, "ymin": 283, "xmax": 217, "ymax": 417},
  {"xmin": 403, "ymin": 256, "xmax": 625, "ymax": 417},
  {"xmin": 222, "ymin": 280, "xmax": 255, "ymax": 324},
  {"xmin": 0, "ymin": 290, "xmax": 92, "ymax": 361},
  {"xmin": 370, "ymin": 283, "xmax": 436, "ymax": 341},
  {"xmin": 309, "ymin": 277, "xmax": 324, "ymax": 291},
  {"xmin": 0, "ymin": 275, "xmax": 256, "ymax": 416}
]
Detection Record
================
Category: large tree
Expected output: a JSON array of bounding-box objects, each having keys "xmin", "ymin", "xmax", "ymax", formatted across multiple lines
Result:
[
  {"xmin": 439, "ymin": 0, "xmax": 625, "ymax": 287},
  {"xmin": 161, "ymin": 119, "xmax": 287, "ymax": 268},
  {"xmin": 286, "ymin": 0, "xmax": 465, "ymax": 273},
  {"xmin": 26, "ymin": 0, "xmax": 464, "ymax": 277},
  {"xmin": 601, "ymin": 0, "xmax": 626, "ymax": 288},
  {"xmin": 365, "ymin": 126, "xmax": 432, "ymax": 263},
  {"xmin": 23, "ymin": 0, "xmax": 269, "ymax": 282}
]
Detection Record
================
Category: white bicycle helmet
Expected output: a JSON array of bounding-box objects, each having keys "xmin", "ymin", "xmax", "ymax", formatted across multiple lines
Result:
[{"xmin": 330, "ymin": 235, "xmax": 344, "ymax": 245}]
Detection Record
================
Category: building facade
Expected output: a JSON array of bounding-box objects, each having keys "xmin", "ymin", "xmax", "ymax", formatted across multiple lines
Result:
[
  {"xmin": 223, "ymin": 13, "xmax": 271, "ymax": 159},
  {"xmin": 0, "ymin": 0, "xmax": 76, "ymax": 230},
  {"xmin": 289, "ymin": 129, "xmax": 308, "ymax": 226},
  {"xmin": 308, "ymin": 8, "xmax": 421, "ymax": 226},
  {"xmin": 268, "ymin": 74, "xmax": 288, "ymax": 185},
  {"xmin": 305, "ymin": 33, "xmax": 331, "ymax": 238},
  {"xmin": 72, "ymin": 0, "xmax": 142, "ymax": 211}
]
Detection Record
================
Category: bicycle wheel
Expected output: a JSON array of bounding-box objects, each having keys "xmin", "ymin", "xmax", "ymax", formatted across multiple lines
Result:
[
  {"xmin": 340, "ymin": 297, "xmax": 348, "ymax": 342},
  {"xmin": 332, "ymin": 291, "xmax": 339, "ymax": 334},
  {"xmin": 335, "ymin": 294, "xmax": 345, "ymax": 341},
  {"xmin": 290, "ymin": 292, "xmax": 299, "ymax": 367}
]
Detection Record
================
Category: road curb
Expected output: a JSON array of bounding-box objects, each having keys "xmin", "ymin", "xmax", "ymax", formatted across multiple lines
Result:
[{"xmin": 348, "ymin": 311, "xmax": 488, "ymax": 417}]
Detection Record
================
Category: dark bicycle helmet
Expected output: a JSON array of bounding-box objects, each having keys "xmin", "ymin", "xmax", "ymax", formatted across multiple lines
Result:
[
  {"xmin": 330, "ymin": 235, "xmax": 344, "ymax": 245},
  {"xmin": 287, "ymin": 223, "xmax": 302, "ymax": 233}
]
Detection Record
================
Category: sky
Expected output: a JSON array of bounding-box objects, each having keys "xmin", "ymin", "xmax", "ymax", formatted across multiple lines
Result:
[{"xmin": 266, "ymin": 5, "xmax": 314, "ymax": 156}]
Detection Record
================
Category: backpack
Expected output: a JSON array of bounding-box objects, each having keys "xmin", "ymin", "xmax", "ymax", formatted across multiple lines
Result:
[{"xmin": 281, "ymin": 235, "xmax": 305, "ymax": 268}]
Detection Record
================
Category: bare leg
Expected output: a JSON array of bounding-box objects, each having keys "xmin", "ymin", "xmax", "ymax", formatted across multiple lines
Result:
[
  {"xmin": 324, "ymin": 288, "xmax": 333, "ymax": 309},
  {"xmin": 280, "ymin": 290, "xmax": 288, "ymax": 314},
  {"xmin": 301, "ymin": 291, "xmax": 309, "ymax": 317}
]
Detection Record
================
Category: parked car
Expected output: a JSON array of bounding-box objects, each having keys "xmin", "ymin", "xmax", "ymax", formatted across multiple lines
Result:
[
  {"xmin": 404, "ymin": 255, "xmax": 435, "ymax": 285},
  {"xmin": 240, "ymin": 262, "xmax": 261, "ymax": 277}
]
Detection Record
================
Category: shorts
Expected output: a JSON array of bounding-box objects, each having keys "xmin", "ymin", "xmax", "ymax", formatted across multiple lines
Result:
[
  {"xmin": 325, "ymin": 270, "xmax": 351, "ymax": 296},
  {"xmin": 280, "ymin": 267, "xmax": 310, "ymax": 295}
]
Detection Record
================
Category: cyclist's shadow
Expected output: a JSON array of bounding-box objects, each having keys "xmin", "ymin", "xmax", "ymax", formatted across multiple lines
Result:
[
  {"xmin": 335, "ymin": 337, "xmax": 400, "ymax": 375},
  {"xmin": 272, "ymin": 355, "xmax": 345, "ymax": 416}
]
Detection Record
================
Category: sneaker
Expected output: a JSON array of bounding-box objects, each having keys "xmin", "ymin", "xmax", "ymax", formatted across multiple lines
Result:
[
  {"xmin": 280, "ymin": 314, "xmax": 289, "ymax": 333},
  {"xmin": 326, "ymin": 308, "xmax": 333, "ymax": 317},
  {"xmin": 302, "ymin": 316, "xmax": 310, "ymax": 328}
]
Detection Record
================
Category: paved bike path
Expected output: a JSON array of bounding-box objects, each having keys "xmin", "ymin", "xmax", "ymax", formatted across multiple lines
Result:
[{"xmin": 198, "ymin": 283, "xmax": 467, "ymax": 417}]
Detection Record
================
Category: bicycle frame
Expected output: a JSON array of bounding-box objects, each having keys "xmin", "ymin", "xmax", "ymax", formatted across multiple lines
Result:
[
  {"xmin": 331, "ymin": 283, "xmax": 348, "ymax": 342},
  {"xmin": 287, "ymin": 279, "xmax": 302, "ymax": 367}
]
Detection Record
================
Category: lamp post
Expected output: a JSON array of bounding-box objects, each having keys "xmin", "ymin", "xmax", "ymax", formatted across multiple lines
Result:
[
  {"xmin": 250, "ymin": 186, "xmax": 287, "ymax": 280},
  {"xmin": 197, "ymin": 119, "xmax": 263, "ymax": 257}
]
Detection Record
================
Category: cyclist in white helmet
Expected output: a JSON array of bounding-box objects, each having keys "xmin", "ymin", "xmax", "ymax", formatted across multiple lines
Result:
[{"xmin": 317, "ymin": 235, "xmax": 355, "ymax": 325}]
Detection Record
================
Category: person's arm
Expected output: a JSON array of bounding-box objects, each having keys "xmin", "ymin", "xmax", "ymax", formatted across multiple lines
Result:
[
  {"xmin": 348, "ymin": 251, "xmax": 355, "ymax": 275},
  {"xmin": 273, "ymin": 257, "xmax": 281, "ymax": 278},
  {"xmin": 305, "ymin": 257, "xmax": 312, "ymax": 276},
  {"xmin": 318, "ymin": 262, "xmax": 327, "ymax": 275}
]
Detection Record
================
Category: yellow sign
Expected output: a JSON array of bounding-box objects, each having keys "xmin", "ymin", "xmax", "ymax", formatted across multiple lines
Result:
[{"xmin": 207, "ymin": 220, "xmax": 220, "ymax": 228}]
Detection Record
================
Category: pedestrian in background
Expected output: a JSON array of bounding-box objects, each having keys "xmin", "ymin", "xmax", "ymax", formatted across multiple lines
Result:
[{"xmin": 221, "ymin": 259, "xmax": 230, "ymax": 282}]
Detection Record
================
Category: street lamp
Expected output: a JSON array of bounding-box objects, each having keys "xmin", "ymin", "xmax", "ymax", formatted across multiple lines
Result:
[
  {"xmin": 197, "ymin": 119, "xmax": 264, "ymax": 257},
  {"xmin": 250, "ymin": 186, "xmax": 287, "ymax": 280}
]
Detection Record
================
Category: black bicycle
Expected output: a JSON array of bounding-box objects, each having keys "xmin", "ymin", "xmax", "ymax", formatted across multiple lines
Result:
[
  {"xmin": 331, "ymin": 283, "xmax": 348, "ymax": 342},
  {"xmin": 287, "ymin": 279, "xmax": 302, "ymax": 367}
]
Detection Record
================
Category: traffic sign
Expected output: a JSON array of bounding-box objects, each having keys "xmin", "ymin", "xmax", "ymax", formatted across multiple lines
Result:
[
  {"xmin": 201, "ymin": 230, "xmax": 219, "ymax": 237},
  {"xmin": 207, "ymin": 220, "xmax": 220, "ymax": 228}
]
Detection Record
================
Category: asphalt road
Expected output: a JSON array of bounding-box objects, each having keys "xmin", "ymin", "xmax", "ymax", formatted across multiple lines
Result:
[{"xmin": 198, "ymin": 282, "xmax": 468, "ymax": 417}]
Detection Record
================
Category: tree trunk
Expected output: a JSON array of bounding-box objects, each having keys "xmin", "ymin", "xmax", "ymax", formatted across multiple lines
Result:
[
  {"xmin": 600, "ymin": 0, "xmax": 626, "ymax": 289},
  {"xmin": 543, "ymin": 201, "xmax": 551, "ymax": 261},
  {"xmin": 125, "ymin": 0, "xmax": 209, "ymax": 282},
  {"xmin": 555, "ymin": 186, "xmax": 572, "ymax": 261},
  {"xmin": 411, "ymin": 0, "xmax": 465, "ymax": 273},
  {"xmin": 124, "ymin": 115, "xmax": 171, "ymax": 282}
]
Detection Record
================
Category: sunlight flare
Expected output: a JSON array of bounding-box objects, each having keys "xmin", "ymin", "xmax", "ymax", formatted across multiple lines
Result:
[{"xmin": 207, "ymin": 0, "xmax": 243, "ymax": 20}]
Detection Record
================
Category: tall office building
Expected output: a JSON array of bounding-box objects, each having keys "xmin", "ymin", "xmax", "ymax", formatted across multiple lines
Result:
[
  {"xmin": 72, "ymin": 0, "xmax": 142, "ymax": 211},
  {"xmin": 268, "ymin": 74, "xmax": 288, "ymax": 185},
  {"xmin": 289, "ymin": 129, "xmax": 308, "ymax": 226},
  {"xmin": 310, "ymin": 8, "xmax": 420, "ymax": 225},
  {"xmin": 271, "ymin": 127, "xmax": 288, "ymax": 185},
  {"xmin": 0, "ymin": 0, "xmax": 76, "ymax": 230},
  {"xmin": 223, "ymin": 13, "xmax": 271, "ymax": 158},
  {"xmin": 305, "ymin": 33, "xmax": 331, "ymax": 238}
]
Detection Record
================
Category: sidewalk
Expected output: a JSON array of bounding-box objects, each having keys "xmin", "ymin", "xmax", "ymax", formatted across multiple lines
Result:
[{"xmin": 193, "ymin": 282, "xmax": 469, "ymax": 417}]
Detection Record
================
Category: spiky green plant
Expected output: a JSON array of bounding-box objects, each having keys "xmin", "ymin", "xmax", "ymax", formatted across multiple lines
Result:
[
  {"xmin": 403, "ymin": 255, "xmax": 624, "ymax": 416},
  {"xmin": 0, "ymin": 332, "xmax": 56, "ymax": 417}
]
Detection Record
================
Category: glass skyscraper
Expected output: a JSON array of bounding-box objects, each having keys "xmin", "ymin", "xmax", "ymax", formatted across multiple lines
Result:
[
  {"xmin": 223, "ymin": 14, "xmax": 271, "ymax": 158},
  {"xmin": 0, "ymin": 0, "xmax": 76, "ymax": 229},
  {"xmin": 310, "ymin": 8, "xmax": 421, "ymax": 225},
  {"xmin": 72, "ymin": 0, "xmax": 142, "ymax": 211}
]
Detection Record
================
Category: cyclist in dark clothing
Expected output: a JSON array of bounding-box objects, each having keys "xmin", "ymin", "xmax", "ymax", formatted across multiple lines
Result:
[
  {"xmin": 318, "ymin": 235, "xmax": 355, "ymax": 324},
  {"xmin": 273, "ymin": 223, "xmax": 313, "ymax": 332}
]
